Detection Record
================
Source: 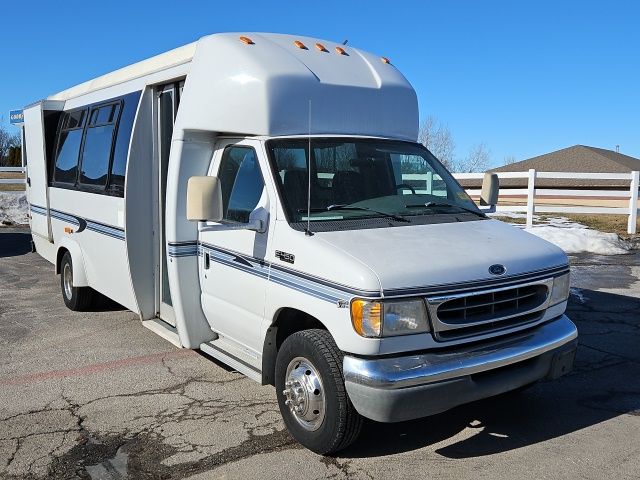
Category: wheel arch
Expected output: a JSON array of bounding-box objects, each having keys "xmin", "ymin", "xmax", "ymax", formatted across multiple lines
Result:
[
  {"xmin": 261, "ymin": 307, "xmax": 328, "ymax": 386},
  {"xmin": 56, "ymin": 238, "xmax": 89, "ymax": 287}
]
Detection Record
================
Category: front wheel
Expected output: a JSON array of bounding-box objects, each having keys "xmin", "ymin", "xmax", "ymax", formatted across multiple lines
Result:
[
  {"xmin": 60, "ymin": 252, "xmax": 94, "ymax": 311},
  {"xmin": 275, "ymin": 329, "xmax": 363, "ymax": 454}
]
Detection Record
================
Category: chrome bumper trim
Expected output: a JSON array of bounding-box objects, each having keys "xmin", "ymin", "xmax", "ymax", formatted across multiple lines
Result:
[{"xmin": 343, "ymin": 315, "xmax": 577, "ymax": 390}]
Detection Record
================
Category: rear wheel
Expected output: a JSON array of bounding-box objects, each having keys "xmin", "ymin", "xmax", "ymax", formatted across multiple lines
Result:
[
  {"xmin": 275, "ymin": 329, "xmax": 363, "ymax": 454},
  {"xmin": 60, "ymin": 252, "xmax": 94, "ymax": 311}
]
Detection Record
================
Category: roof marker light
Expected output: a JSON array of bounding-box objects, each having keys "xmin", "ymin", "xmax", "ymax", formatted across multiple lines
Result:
[
  {"xmin": 239, "ymin": 36, "xmax": 254, "ymax": 45},
  {"xmin": 315, "ymin": 42, "xmax": 328, "ymax": 52},
  {"xmin": 294, "ymin": 40, "xmax": 308, "ymax": 50},
  {"xmin": 335, "ymin": 46, "xmax": 348, "ymax": 55},
  {"xmin": 381, "ymin": 56, "xmax": 391, "ymax": 64}
]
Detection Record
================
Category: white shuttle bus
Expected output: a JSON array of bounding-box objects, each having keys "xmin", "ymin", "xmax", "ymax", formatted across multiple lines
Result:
[{"xmin": 19, "ymin": 33, "xmax": 577, "ymax": 453}]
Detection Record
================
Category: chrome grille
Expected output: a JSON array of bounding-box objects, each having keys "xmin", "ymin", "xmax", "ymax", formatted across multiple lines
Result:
[{"xmin": 427, "ymin": 278, "xmax": 553, "ymax": 341}]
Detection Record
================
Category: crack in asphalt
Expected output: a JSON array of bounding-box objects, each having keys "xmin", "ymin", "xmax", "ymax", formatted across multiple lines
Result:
[{"xmin": 1, "ymin": 246, "xmax": 640, "ymax": 479}]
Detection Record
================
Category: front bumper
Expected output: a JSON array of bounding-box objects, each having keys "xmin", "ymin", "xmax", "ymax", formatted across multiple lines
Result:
[{"xmin": 343, "ymin": 315, "xmax": 577, "ymax": 423}]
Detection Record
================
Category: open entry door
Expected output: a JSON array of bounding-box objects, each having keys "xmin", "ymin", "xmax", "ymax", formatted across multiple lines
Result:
[
  {"xmin": 23, "ymin": 101, "xmax": 63, "ymax": 244},
  {"xmin": 156, "ymin": 82, "xmax": 183, "ymax": 326}
]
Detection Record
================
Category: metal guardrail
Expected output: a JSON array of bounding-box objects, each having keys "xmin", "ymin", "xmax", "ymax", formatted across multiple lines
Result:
[
  {"xmin": 452, "ymin": 170, "xmax": 640, "ymax": 234},
  {"xmin": 0, "ymin": 167, "xmax": 26, "ymax": 185}
]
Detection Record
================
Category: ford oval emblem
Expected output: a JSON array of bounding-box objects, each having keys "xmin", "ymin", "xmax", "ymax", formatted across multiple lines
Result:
[{"xmin": 489, "ymin": 264, "xmax": 507, "ymax": 276}]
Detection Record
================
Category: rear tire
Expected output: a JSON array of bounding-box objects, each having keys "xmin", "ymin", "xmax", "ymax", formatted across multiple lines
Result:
[
  {"xmin": 275, "ymin": 329, "xmax": 363, "ymax": 454},
  {"xmin": 60, "ymin": 251, "xmax": 93, "ymax": 311}
]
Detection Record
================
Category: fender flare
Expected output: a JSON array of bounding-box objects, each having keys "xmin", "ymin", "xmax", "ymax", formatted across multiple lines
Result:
[{"xmin": 56, "ymin": 238, "xmax": 89, "ymax": 287}]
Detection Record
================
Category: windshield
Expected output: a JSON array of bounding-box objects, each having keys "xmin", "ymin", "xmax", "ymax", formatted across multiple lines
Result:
[{"xmin": 266, "ymin": 138, "xmax": 480, "ymax": 224}]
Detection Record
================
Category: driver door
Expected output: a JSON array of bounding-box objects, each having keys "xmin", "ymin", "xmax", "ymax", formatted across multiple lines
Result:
[{"xmin": 198, "ymin": 139, "xmax": 271, "ymax": 357}]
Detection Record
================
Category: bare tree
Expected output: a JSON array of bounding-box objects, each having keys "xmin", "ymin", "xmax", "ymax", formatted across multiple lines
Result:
[
  {"xmin": 417, "ymin": 116, "xmax": 455, "ymax": 170},
  {"xmin": 457, "ymin": 142, "xmax": 490, "ymax": 173},
  {"xmin": 0, "ymin": 124, "xmax": 21, "ymax": 167},
  {"xmin": 503, "ymin": 155, "xmax": 517, "ymax": 166}
]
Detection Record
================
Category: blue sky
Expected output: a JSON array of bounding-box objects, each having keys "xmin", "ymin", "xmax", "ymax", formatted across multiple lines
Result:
[{"xmin": 2, "ymin": 0, "xmax": 638, "ymax": 167}]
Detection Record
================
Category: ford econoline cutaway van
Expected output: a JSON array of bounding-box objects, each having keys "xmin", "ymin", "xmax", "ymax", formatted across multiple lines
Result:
[{"xmin": 18, "ymin": 33, "xmax": 577, "ymax": 454}]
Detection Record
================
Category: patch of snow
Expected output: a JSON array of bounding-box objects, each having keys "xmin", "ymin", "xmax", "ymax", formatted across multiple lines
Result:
[
  {"xmin": 570, "ymin": 287, "xmax": 588, "ymax": 304},
  {"xmin": 540, "ymin": 216, "xmax": 588, "ymax": 229},
  {"xmin": 525, "ymin": 225, "xmax": 631, "ymax": 255},
  {"xmin": 0, "ymin": 192, "xmax": 28, "ymax": 225}
]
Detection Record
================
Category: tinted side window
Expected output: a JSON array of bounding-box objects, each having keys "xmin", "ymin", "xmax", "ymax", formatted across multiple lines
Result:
[
  {"xmin": 54, "ymin": 109, "xmax": 86, "ymax": 184},
  {"xmin": 109, "ymin": 91, "xmax": 141, "ymax": 194},
  {"xmin": 79, "ymin": 102, "xmax": 120, "ymax": 188},
  {"xmin": 43, "ymin": 111, "xmax": 61, "ymax": 176},
  {"xmin": 218, "ymin": 147, "xmax": 264, "ymax": 223}
]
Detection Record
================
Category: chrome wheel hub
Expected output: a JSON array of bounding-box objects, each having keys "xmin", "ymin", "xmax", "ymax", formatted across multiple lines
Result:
[
  {"xmin": 63, "ymin": 263, "xmax": 73, "ymax": 299},
  {"xmin": 282, "ymin": 357, "xmax": 326, "ymax": 431}
]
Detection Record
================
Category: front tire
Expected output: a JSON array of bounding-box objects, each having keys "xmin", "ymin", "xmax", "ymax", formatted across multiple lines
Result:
[
  {"xmin": 275, "ymin": 329, "xmax": 363, "ymax": 454},
  {"xmin": 60, "ymin": 252, "xmax": 94, "ymax": 311}
]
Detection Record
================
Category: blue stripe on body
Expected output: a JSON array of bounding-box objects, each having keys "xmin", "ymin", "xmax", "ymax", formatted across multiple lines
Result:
[
  {"xmin": 30, "ymin": 204, "xmax": 125, "ymax": 240},
  {"xmin": 167, "ymin": 240, "xmax": 370, "ymax": 304}
]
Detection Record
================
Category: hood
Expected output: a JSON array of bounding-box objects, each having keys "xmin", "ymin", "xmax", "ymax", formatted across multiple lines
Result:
[{"xmin": 315, "ymin": 219, "xmax": 568, "ymax": 294}]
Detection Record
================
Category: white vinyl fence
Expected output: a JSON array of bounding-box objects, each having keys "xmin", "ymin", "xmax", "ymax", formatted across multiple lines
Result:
[
  {"xmin": 453, "ymin": 169, "xmax": 640, "ymax": 234},
  {"xmin": 0, "ymin": 167, "xmax": 26, "ymax": 185}
]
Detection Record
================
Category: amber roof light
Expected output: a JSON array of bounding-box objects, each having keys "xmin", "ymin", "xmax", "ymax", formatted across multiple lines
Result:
[
  {"xmin": 335, "ymin": 46, "xmax": 348, "ymax": 55},
  {"xmin": 315, "ymin": 42, "xmax": 328, "ymax": 52},
  {"xmin": 294, "ymin": 40, "xmax": 308, "ymax": 49},
  {"xmin": 239, "ymin": 36, "xmax": 254, "ymax": 45}
]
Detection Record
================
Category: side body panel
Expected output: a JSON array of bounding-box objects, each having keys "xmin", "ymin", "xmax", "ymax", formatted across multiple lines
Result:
[
  {"xmin": 165, "ymin": 134, "xmax": 219, "ymax": 348},
  {"xmin": 46, "ymin": 188, "xmax": 137, "ymax": 312}
]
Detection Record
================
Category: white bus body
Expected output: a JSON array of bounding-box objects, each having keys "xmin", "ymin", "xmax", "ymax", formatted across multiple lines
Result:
[{"xmin": 20, "ymin": 33, "xmax": 577, "ymax": 454}]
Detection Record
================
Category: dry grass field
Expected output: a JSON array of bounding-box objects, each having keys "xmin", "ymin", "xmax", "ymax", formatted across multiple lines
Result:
[
  {"xmin": 0, "ymin": 172, "xmax": 25, "ymax": 191},
  {"xmin": 493, "ymin": 213, "xmax": 639, "ymax": 240}
]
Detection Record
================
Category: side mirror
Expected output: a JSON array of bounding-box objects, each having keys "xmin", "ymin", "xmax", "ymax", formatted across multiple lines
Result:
[
  {"xmin": 480, "ymin": 173, "xmax": 499, "ymax": 207},
  {"xmin": 186, "ymin": 176, "xmax": 223, "ymax": 222}
]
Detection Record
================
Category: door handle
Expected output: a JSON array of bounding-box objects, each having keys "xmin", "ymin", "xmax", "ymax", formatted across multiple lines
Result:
[
  {"xmin": 204, "ymin": 252, "xmax": 210, "ymax": 270},
  {"xmin": 26, "ymin": 177, "xmax": 31, "ymax": 186}
]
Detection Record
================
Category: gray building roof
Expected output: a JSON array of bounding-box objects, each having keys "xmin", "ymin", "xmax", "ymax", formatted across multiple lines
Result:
[
  {"xmin": 493, "ymin": 145, "xmax": 640, "ymax": 174},
  {"xmin": 460, "ymin": 145, "xmax": 640, "ymax": 189}
]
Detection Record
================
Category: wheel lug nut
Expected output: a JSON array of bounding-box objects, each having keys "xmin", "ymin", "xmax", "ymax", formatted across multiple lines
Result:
[
  {"xmin": 285, "ymin": 399, "xmax": 292, "ymax": 406},
  {"xmin": 285, "ymin": 381, "xmax": 292, "ymax": 387}
]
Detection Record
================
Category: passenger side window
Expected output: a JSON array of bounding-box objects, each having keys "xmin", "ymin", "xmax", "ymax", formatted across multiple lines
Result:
[
  {"xmin": 54, "ymin": 109, "xmax": 86, "ymax": 184},
  {"xmin": 218, "ymin": 147, "xmax": 264, "ymax": 223},
  {"xmin": 79, "ymin": 103, "xmax": 120, "ymax": 188}
]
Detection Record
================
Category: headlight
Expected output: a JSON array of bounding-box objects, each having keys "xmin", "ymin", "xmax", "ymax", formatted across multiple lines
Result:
[
  {"xmin": 549, "ymin": 273, "xmax": 570, "ymax": 306},
  {"xmin": 351, "ymin": 299, "xmax": 429, "ymax": 338}
]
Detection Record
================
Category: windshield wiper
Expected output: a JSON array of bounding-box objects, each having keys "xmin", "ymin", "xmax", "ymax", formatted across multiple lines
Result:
[
  {"xmin": 405, "ymin": 201, "xmax": 486, "ymax": 218},
  {"xmin": 298, "ymin": 204, "xmax": 410, "ymax": 222}
]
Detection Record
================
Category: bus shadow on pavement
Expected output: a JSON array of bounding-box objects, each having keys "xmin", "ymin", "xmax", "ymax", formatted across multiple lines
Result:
[
  {"xmin": 0, "ymin": 231, "xmax": 32, "ymax": 258},
  {"xmin": 85, "ymin": 292, "xmax": 128, "ymax": 312},
  {"xmin": 0, "ymin": 229, "xmax": 126, "ymax": 312},
  {"xmin": 342, "ymin": 288, "xmax": 640, "ymax": 458}
]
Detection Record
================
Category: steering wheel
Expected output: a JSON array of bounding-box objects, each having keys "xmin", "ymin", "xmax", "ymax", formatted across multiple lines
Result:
[{"xmin": 395, "ymin": 183, "xmax": 416, "ymax": 194}]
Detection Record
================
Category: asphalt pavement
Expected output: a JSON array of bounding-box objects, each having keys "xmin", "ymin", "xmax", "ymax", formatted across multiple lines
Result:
[{"xmin": 1, "ymin": 227, "xmax": 639, "ymax": 479}]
